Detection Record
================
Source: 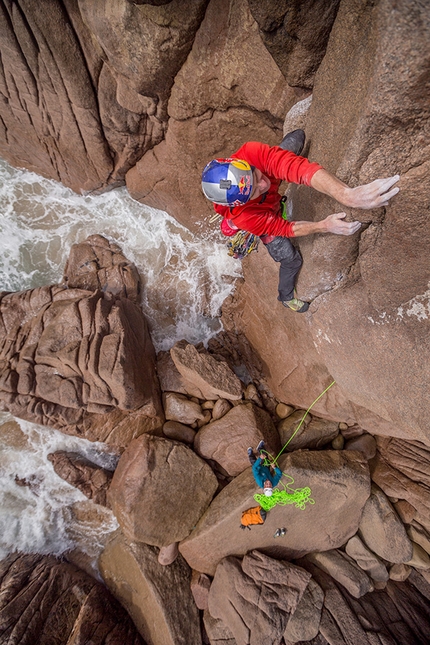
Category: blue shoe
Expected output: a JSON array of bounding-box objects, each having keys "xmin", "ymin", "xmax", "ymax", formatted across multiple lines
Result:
[{"xmin": 256, "ymin": 440, "xmax": 265, "ymax": 453}]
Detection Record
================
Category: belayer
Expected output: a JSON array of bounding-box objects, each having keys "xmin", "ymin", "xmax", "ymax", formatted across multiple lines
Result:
[
  {"xmin": 201, "ymin": 130, "xmax": 400, "ymax": 312},
  {"xmin": 247, "ymin": 441, "xmax": 282, "ymax": 497}
]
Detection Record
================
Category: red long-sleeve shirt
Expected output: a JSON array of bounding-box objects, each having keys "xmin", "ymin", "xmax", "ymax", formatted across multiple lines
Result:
[{"xmin": 214, "ymin": 141, "xmax": 322, "ymax": 238}]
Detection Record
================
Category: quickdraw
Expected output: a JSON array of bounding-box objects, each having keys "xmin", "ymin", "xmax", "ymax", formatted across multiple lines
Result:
[{"xmin": 226, "ymin": 230, "xmax": 259, "ymax": 260}]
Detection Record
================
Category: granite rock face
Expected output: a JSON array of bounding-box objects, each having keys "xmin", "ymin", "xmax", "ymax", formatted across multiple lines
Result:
[
  {"xmin": 99, "ymin": 530, "xmax": 201, "ymax": 645},
  {"xmin": 48, "ymin": 450, "xmax": 113, "ymax": 506},
  {"xmin": 0, "ymin": 552, "xmax": 144, "ymax": 645},
  {"xmin": 108, "ymin": 434, "xmax": 218, "ymax": 546},
  {"xmin": 0, "ymin": 236, "xmax": 163, "ymax": 447},
  {"xmin": 179, "ymin": 450, "xmax": 370, "ymax": 575}
]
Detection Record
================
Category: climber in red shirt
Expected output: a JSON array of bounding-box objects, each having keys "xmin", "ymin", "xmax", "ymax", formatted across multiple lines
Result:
[{"xmin": 201, "ymin": 130, "xmax": 400, "ymax": 312}]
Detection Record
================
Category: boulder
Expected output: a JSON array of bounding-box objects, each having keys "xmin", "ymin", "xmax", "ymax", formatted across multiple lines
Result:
[
  {"xmin": 158, "ymin": 542, "xmax": 179, "ymax": 566},
  {"xmin": 0, "ymin": 552, "xmax": 144, "ymax": 644},
  {"xmin": 47, "ymin": 451, "xmax": 113, "ymax": 506},
  {"xmin": 108, "ymin": 434, "xmax": 218, "ymax": 546},
  {"xmin": 344, "ymin": 434, "xmax": 377, "ymax": 460},
  {"xmin": 208, "ymin": 552, "xmax": 311, "ymax": 645},
  {"xmin": 179, "ymin": 450, "xmax": 370, "ymax": 575},
  {"xmin": 389, "ymin": 563, "xmax": 411, "ymax": 582},
  {"xmin": 275, "ymin": 402, "xmax": 294, "ymax": 420},
  {"xmin": 407, "ymin": 522, "xmax": 430, "ymax": 556},
  {"xmin": 303, "ymin": 550, "xmax": 374, "ymax": 598},
  {"xmin": 162, "ymin": 420, "xmax": 196, "ymax": 444},
  {"xmin": 211, "ymin": 398, "xmax": 233, "ymax": 421},
  {"xmin": 191, "ymin": 570, "xmax": 212, "ymax": 611},
  {"xmin": 0, "ymin": 236, "xmax": 163, "ymax": 448},
  {"xmin": 345, "ymin": 535, "xmax": 389, "ymax": 582},
  {"xmin": 405, "ymin": 543, "xmax": 430, "ymax": 571},
  {"xmin": 156, "ymin": 351, "xmax": 189, "ymax": 395},
  {"xmin": 194, "ymin": 402, "xmax": 281, "ymax": 477},
  {"xmin": 170, "ymin": 341, "xmax": 243, "ymax": 401},
  {"xmin": 358, "ymin": 484, "xmax": 413, "ymax": 564},
  {"xmin": 283, "ymin": 578, "xmax": 324, "ymax": 643},
  {"xmin": 163, "ymin": 392, "xmax": 205, "ymax": 424},
  {"xmin": 99, "ymin": 530, "xmax": 201, "ymax": 645},
  {"xmin": 278, "ymin": 412, "xmax": 339, "ymax": 451},
  {"xmin": 394, "ymin": 499, "xmax": 417, "ymax": 525},
  {"xmin": 203, "ymin": 612, "xmax": 237, "ymax": 645}
]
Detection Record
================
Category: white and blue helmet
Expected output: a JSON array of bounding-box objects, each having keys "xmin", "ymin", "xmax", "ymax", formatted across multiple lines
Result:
[{"xmin": 201, "ymin": 158, "xmax": 254, "ymax": 206}]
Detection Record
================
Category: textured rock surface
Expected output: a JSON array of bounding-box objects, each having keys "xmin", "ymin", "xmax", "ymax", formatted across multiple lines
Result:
[
  {"xmin": 99, "ymin": 530, "xmax": 201, "ymax": 645},
  {"xmin": 194, "ymin": 402, "xmax": 281, "ymax": 477},
  {"xmin": 208, "ymin": 552, "xmax": 311, "ymax": 645},
  {"xmin": 283, "ymin": 577, "xmax": 324, "ymax": 643},
  {"xmin": 358, "ymin": 484, "xmax": 413, "ymax": 564},
  {"xmin": 0, "ymin": 236, "xmax": 163, "ymax": 447},
  {"xmin": 278, "ymin": 412, "xmax": 339, "ymax": 451},
  {"xmin": 345, "ymin": 535, "xmax": 389, "ymax": 582},
  {"xmin": 108, "ymin": 434, "xmax": 218, "ymax": 546},
  {"xmin": 170, "ymin": 341, "xmax": 243, "ymax": 401},
  {"xmin": 304, "ymin": 549, "xmax": 374, "ymax": 598},
  {"xmin": 0, "ymin": 552, "xmax": 144, "ymax": 644},
  {"xmin": 163, "ymin": 392, "xmax": 205, "ymax": 424},
  {"xmin": 48, "ymin": 450, "xmax": 113, "ymax": 506},
  {"xmin": 180, "ymin": 450, "xmax": 370, "ymax": 575}
]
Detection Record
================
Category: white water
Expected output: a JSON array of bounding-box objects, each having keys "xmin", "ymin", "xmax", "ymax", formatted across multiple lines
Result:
[{"xmin": 0, "ymin": 158, "xmax": 241, "ymax": 564}]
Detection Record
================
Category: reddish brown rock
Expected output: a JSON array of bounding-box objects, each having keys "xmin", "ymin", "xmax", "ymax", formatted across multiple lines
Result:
[
  {"xmin": 180, "ymin": 450, "xmax": 370, "ymax": 575},
  {"xmin": 163, "ymin": 420, "xmax": 196, "ymax": 444},
  {"xmin": 303, "ymin": 550, "xmax": 374, "ymax": 598},
  {"xmin": 108, "ymin": 434, "xmax": 218, "ymax": 546},
  {"xmin": 158, "ymin": 542, "xmax": 179, "ymax": 566},
  {"xmin": 344, "ymin": 433, "xmax": 377, "ymax": 460},
  {"xmin": 170, "ymin": 341, "xmax": 243, "ymax": 401},
  {"xmin": 194, "ymin": 402, "xmax": 281, "ymax": 477},
  {"xmin": 0, "ymin": 236, "xmax": 163, "ymax": 448},
  {"xmin": 358, "ymin": 484, "xmax": 413, "ymax": 564},
  {"xmin": 278, "ymin": 412, "xmax": 339, "ymax": 451},
  {"xmin": 156, "ymin": 351, "xmax": 188, "ymax": 395},
  {"xmin": 283, "ymin": 577, "xmax": 324, "ymax": 643},
  {"xmin": 48, "ymin": 451, "xmax": 113, "ymax": 506},
  {"xmin": 208, "ymin": 552, "xmax": 311, "ymax": 645},
  {"xmin": 163, "ymin": 392, "xmax": 205, "ymax": 424},
  {"xmin": 0, "ymin": 552, "xmax": 144, "ymax": 644},
  {"xmin": 191, "ymin": 570, "xmax": 212, "ymax": 611},
  {"xmin": 99, "ymin": 530, "xmax": 201, "ymax": 645}
]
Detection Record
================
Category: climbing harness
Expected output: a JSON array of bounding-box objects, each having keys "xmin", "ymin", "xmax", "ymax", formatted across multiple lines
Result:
[
  {"xmin": 227, "ymin": 230, "xmax": 259, "ymax": 260},
  {"xmin": 253, "ymin": 380, "xmax": 336, "ymax": 511}
]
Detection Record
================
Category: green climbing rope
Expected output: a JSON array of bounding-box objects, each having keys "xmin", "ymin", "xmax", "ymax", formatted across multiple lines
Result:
[{"xmin": 253, "ymin": 380, "xmax": 336, "ymax": 512}]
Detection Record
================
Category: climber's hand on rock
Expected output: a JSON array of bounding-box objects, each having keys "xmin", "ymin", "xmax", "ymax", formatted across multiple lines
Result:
[
  {"xmin": 345, "ymin": 175, "xmax": 400, "ymax": 209},
  {"xmin": 323, "ymin": 212, "xmax": 362, "ymax": 235}
]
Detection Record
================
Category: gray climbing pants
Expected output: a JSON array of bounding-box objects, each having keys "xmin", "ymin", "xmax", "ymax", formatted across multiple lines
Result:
[{"xmin": 263, "ymin": 236, "xmax": 303, "ymax": 302}]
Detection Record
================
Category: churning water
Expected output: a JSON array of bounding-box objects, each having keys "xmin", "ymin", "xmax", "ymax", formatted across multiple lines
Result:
[{"xmin": 0, "ymin": 158, "xmax": 241, "ymax": 564}]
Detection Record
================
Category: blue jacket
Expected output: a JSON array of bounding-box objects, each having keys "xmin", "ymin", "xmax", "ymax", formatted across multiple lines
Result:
[{"xmin": 252, "ymin": 458, "xmax": 282, "ymax": 488}]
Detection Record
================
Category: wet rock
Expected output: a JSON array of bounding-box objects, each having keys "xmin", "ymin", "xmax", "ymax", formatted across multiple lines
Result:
[
  {"xmin": 358, "ymin": 484, "xmax": 413, "ymax": 563},
  {"xmin": 208, "ymin": 552, "xmax": 311, "ymax": 645},
  {"xmin": 278, "ymin": 412, "xmax": 339, "ymax": 451},
  {"xmin": 0, "ymin": 236, "xmax": 163, "ymax": 448},
  {"xmin": 303, "ymin": 549, "xmax": 374, "ymax": 598},
  {"xmin": 283, "ymin": 577, "xmax": 324, "ymax": 643},
  {"xmin": 108, "ymin": 434, "xmax": 218, "ymax": 547},
  {"xmin": 0, "ymin": 552, "xmax": 144, "ymax": 644},
  {"xmin": 191, "ymin": 570, "xmax": 212, "ymax": 610},
  {"xmin": 345, "ymin": 535, "xmax": 389, "ymax": 582},
  {"xmin": 180, "ymin": 450, "xmax": 370, "ymax": 575},
  {"xmin": 211, "ymin": 398, "xmax": 232, "ymax": 421},
  {"xmin": 163, "ymin": 420, "xmax": 196, "ymax": 444},
  {"xmin": 100, "ymin": 530, "xmax": 201, "ymax": 645},
  {"xmin": 158, "ymin": 542, "xmax": 179, "ymax": 566},
  {"xmin": 163, "ymin": 392, "xmax": 205, "ymax": 424},
  {"xmin": 170, "ymin": 341, "xmax": 243, "ymax": 401},
  {"xmin": 47, "ymin": 451, "xmax": 113, "ymax": 506},
  {"xmin": 344, "ymin": 433, "xmax": 377, "ymax": 460},
  {"xmin": 194, "ymin": 402, "xmax": 281, "ymax": 477}
]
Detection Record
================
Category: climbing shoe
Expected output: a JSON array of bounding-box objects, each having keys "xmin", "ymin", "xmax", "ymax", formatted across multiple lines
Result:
[
  {"xmin": 279, "ymin": 129, "xmax": 305, "ymax": 155},
  {"xmin": 256, "ymin": 440, "xmax": 265, "ymax": 453},
  {"xmin": 274, "ymin": 528, "xmax": 287, "ymax": 538},
  {"xmin": 282, "ymin": 298, "xmax": 310, "ymax": 313}
]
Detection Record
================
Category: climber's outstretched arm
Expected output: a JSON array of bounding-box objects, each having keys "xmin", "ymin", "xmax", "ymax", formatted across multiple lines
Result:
[{"xmin": 310, "ymin": 168, "xmax": 400, "ymax": 210}]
